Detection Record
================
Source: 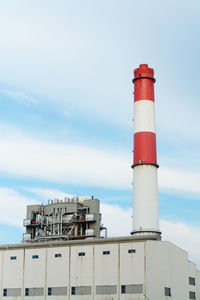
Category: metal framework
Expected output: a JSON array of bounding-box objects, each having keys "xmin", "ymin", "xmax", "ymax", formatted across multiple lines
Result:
[{"xmin": 23, "ymin": 197, "xmax": 106, "ymax": 243}]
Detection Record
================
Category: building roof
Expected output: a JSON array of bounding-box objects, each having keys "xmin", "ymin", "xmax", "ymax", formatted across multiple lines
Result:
[{"xmin": 0, "ymin": 235, "xmax": 160, "ymax": 250}]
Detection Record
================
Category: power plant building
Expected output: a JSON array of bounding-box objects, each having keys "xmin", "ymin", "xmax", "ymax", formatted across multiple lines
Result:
[
  {"xmin": 0, "ymin": 64, "xmax": 199, "ymax": 300},
  {"xmin": 0, "ymin": 237, "xmax": 199, "ymax": 299}
]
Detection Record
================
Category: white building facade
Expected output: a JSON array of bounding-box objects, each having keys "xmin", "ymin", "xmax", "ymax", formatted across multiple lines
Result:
[{"xmin": 0, "ymin": 237, "xmax": 199, "ymax": 300}]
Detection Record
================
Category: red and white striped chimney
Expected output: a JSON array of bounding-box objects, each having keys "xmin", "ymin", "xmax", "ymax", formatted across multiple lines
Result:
[{"xmin": 131, "ymin": 64, "xmax": 161, "ymax": 238}]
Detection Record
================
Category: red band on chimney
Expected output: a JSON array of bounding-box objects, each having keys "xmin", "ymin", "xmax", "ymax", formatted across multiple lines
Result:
[
  {"xmin": 134, "ymin": 64, "xmax": 155, "ymax": 102},
  {"xmin": 134, "ymin": 78, "xmax": 154, "ymax": 102},
  {"xmin": 134, "ymin": 131, "xmax": 157, "ymax": 165}
]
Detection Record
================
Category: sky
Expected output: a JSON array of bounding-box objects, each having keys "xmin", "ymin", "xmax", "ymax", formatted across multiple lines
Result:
[{"xmin": 0, "ymin": 0, "xmax": 200, "ymax": 266}]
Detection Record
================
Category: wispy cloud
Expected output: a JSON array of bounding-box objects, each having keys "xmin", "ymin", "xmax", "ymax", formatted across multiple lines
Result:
[
  {"xmin": 63, "ymin": 111, "xmax": 71, "ymax": 119},
  {"xmin": 101, "ymin": 203, "xmax": 132, "ymax": 236},
  {"xmin": 0, "ymin": 89, "xmax": 38, "ymax": 105},
  {"xmin": 0, "ymin": 124, "xmax": 199, "ymax": 195},
  {"xmin": 0, "ymin": 124, "xmax": 131, "ymax": 189},
  {"xmin": 0, "ymin": 187, "xmax": 37, "ymax": 227},
  {"xmin": 24, "ymin": 188, "xmax": 73, "ymax": 201},
  {"xmin": 159, "ymin": 168, "xmax": 200, "ymax": 195},
  {"xmin": 0, "ymin": 0, "xmax": 199, "ymax": 134}
]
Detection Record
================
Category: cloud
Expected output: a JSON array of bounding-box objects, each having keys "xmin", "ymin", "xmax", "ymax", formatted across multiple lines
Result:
[
  {"xmin": 1, "ymin": 0, "xmax": 198, "ymax": 132},
  {"xmin": 0, "ymin": 90, "xmax": 38, "ymax": 105},
  {"xmin": 24, "ymin": 188, "xmax": 73, "ymax": 201},
  {"xmin": 0, "ymin": 187, "xmax": 37, "ymax": 227},
  {"xmin": 0, "ymin": 0, "xmax": 199, "ymax": 137},
  {"xmin": 159, "ymin": 168, "xmax": 200, "ymax": 195},
  {"xmin": 63, "ymin": 111, "xmax": 71, "ymax": 119},
  {"xmin": 0, "ymin": 124, "xmax": 131, "ymax": 189},
  {"xmin": 101, "ymin": 203, "xmax": 132, "ymax": 236},
  {"xmin": 0, "ymin": 124, "xmax": 200, "ymax": 196}
]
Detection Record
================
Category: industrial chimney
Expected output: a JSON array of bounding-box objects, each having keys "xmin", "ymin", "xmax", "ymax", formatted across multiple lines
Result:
[{"xmin": 131, "ymin": 64, "xmax": 161, "ymax": 239}]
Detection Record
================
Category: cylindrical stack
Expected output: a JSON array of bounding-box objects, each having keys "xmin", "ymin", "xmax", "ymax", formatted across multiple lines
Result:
[{"xmin": 131, "ymin": 64, "xmax": 161, "ymax": 238}]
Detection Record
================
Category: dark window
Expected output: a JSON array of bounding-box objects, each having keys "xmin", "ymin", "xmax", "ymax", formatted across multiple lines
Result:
[
  {"xmin": 128, "ymin": 249, "xmax": 136, "ymax": 254},
  {"xmin": 48, "ymin": 288, "xmax": 52, "ymax": 296},
  {"xmin": 189, "ymin": 277, "xmax": 195, "ymax": 286},
  {"xmin": 189, "ymin": 291, "xmax": 196, "ymax": 299},
  {"xmin": 103, "ymin": 251, "xmax": 110, "ymax": 255},
  {"xmin": 78, "ymin": 252, "xmax": 85, "ymax": 257},
  {"xmin": 3, "ymin": 289, "xmax": 7, "ymax": 297},
  {"xmin": 32, "ymin": 255, "xmax": 39, "ymax": 259},
  {"xmin": 25, "ymin": 288, "xmax": 29, "ymax": 296},
  {"xmin": 121, "ymin": 285, "xmax": 126, "ymax": 294},
  {"xmin": 55, "ymin": 254, "xmax": 62, "ymax": 258},
  {"xmin": 10, "ymin": 256, "xmax": 17, "ymax": 260},
  {"xmin": 71, "ymin": 287, "xmax": 76, "ymax": 295},
  {"xmin": 165, "ymin": 287, "xmax": 171, "ymax": 296}
]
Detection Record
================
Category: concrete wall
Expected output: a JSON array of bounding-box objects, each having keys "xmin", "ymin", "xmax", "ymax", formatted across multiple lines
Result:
[
  {"xmin": 146, "ymin": 241, "xmax": 189, "ymax": 300},
  {"xmin": 1, "ymin": 249, "xmax": 24, "ymax": 300},
  {"xmin": 47, "ymin": 247, "xmax": 69, "ymax": 300},
  {"xmin": 196, "ymin": 269, "xmax": 200, "ymax": 300},
  {"xmin": 188, "ymin": 260, "xmax": 198, "ymax": 300},
  {"xmin": 0, "ymin": 240, "xmax": 198, "ymax": 300}
]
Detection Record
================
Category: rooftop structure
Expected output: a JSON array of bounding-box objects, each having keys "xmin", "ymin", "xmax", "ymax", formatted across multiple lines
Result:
[{"xmin": 23, "ymin": 197, "xmax": 106, "ymax": 243}]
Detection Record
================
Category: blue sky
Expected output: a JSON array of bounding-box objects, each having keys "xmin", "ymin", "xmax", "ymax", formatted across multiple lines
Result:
[{"xmin": 0, "ymin": 0, "xmax": 200, "ymax": 265}]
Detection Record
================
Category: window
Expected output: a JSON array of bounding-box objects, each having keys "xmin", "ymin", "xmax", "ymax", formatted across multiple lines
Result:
[
  {"xmin": 48, "ymin": 288, "xmax": 52, "ymax": 296},
  {"xmin": 165, "ymin": 287, "xmax": 171, "ymax": 296},
  {"xmin": 128, "ymin": 249, "xmax": 136, "ymax": 254},
  {"xmin": 103, "ymin": 251, "xmax": 110, "ymax": 255},
  {"xmin": 189, "ymin": 277, "xmax": 195, "ymax": 286},
  {"xmin": 10, "ymin": 256, "xmax": 17, "ymax": 260},
  {"xmin": 32, "ymin": 255, "xmax": 39, "ymax": 259},
  {"xmin": 25, "ymin": 288, "xmax": 29, "ymax": 296},
  {"xmin": 55, "ymin": 254, "xmax": 62, "ymax": 258},
  {"xmin": 121, "ymin": 285, "xmax": 126, "ymax": 294},
  {"xmin": 71, "ymin": 287, "xmax": 76, "ymax": 295},
  {"xmin": 78, "ymin": 252, "xmax": 85, "ymax": 257},
  {"xmin": 189, "ymin": 291, "xmax": 196, "ymax": 299},
  {"xmin": 3, "ymin": 289, "xmax": 7, "ymax": 297}
]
